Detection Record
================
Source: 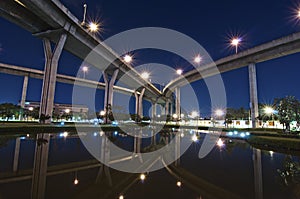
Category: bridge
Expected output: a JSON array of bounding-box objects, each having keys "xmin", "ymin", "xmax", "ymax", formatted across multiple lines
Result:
[
  {"xmin": 163, "ymin": 31, "xmax": 300, "ymax": 127},
  {"xmin": 0, "ymin": 0, "xmax": 163, "ymax": 123}
]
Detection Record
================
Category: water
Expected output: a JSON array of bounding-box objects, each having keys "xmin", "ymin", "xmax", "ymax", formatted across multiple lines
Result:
[{"xmin": 0, "ymin": 130, "xmax": 299, "ymax": 199}]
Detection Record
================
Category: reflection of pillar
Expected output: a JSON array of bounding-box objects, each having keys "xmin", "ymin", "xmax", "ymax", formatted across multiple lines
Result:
[
  {"xmin": 96, "ymin": 134, "xmax": 112, "ymax": 186},
  {"xmin": 175, "ymin": 87, "xmax": 181, "ymax": 119},
  {"xmin": 151, "ymin": 129, "xmax": 156, "ymax": 145},
  {"xmin": 20, "ymin": 75, "xmax": 28, "ymax": 108},
  {"xmin": 133, "ymin": 130, "xmax": 143, "ymax": 163},
  {"xmin": 13, "ymin": 137, "xmax": 21, "ymax": 172},
  {"xmin": 249, "ymin": 63, "xmax": 259, "ymax": 128},
  {"xmin": 40, "ymin": 35, "xmax": 67, "ymax": 123},
  {"xmin": 253, "ymin": 148, "xmax": 263, "ymax": 199},
  {"xmin": 175, "ymin": 132, "xmax": 181, "ymax": 166},
  {"xmin": 103, "ymin": 70, "xmax": 119, "ymax": 124},
  {"xmin": 135, "ymin": 88, "xmax": 145, "ymax": 118},
  {"xmin": 31, "ymin": 133, "xmax": 50, "ymax": 199},
  {"xmin": 165, "ymin": 101, "xmax": 169, "ymax": 116}
]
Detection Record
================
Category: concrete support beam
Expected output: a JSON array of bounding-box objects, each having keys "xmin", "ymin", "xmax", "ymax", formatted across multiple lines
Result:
[
  {"xmin": 40, "ymin": 35, "xmax": 67, "ymax": 123},
  {"xmin": 253, "ymin": 149, "xmax": 263, "ymax": 199},
  {"xmin": 249, "ymin": 63, "xmax": 259, "ymax": 128},
  {"xmin": 135, "ymin": 88, "xmax": 145, "ymax": 119},
  {"xmin": 13, "ymin": 137, "xmax": 21, "ymax": 172},
  {"xmin": 103, "ymin": 70, "xmax": 119, "ymax": 123},
  {"xmin": 175, "ymin": 87, "xmax": 181, "ymax": 119},
  {"xmin": 151, "ymin": 101, "xmax": 157, "ymax": 120},
  {"xmin": 165, "ymin": 101, "xmax": 169, "ymax": 116},
  {"xmin": 31, "ymin": 133, "xmax": 50, "ymax": 199},
  {"xmin": 20, "ymin": 75, "xmax": 28, "ymax": 108}
]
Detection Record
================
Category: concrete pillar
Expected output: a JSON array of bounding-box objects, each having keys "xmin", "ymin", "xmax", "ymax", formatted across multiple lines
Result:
[
  {"xmin": 31, "ymin": 133, "xmax": 50, "ymax": 199},
  {"xmin": 13, "ymin": 137, "xmax": 21, "ymax": 172},
  {"xmin": 40, "ymin": 35, "xmax": 67, "ymax": 123},
  {"xmin": 135, "ymin": 88, "xmax": 145, "ymax": 118},
  {"xmin": 175, "ymin": 87, "xmax": 181, "ymax": 119},
  {"xmin": 103, "ymin": 70, "xmax": 119, "ymax": 123},
  {"xmin": 20, "ymin": 75, "xmax": 28, "ymax": 108},
  {"xmin": 165, "ymin": 101, "xmax": 169, "ymax": 116},
  {"xmin": 151, "ymin": 102, "xmax": 157, "ymax": 120},
  {"xmin": 253, "ymin": 148, "xmax": 263, "ymax": 199},
  {"xmin": 249, "ymin": 63, "xmax": 259, "ymax": 128}
]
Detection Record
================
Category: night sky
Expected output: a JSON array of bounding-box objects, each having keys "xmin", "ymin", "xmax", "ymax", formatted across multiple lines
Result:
[{"xmin": 1, "ymin": 0, "xmax": 300, "ymax": 116}]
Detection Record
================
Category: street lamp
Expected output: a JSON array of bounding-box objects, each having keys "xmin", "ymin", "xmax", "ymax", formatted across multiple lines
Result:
[
  {"xmin": 231, "ymin": 37, "xmax": 241, "ymax": 54},
  {"xmin": 215, "ymin": 109, "xmax": 224, "ymax": 117},
  {"xmin": 176, "ymin": 69, "xmax": 183, "ymax": 75},
  {"xmin": 88, "ymin": 22, "xmax": 99, "ymax": 33},
  {"xmin": 194, "ymin": 55, "xmax": 202, "ymax": 64},
  {"xmin": 123, "ymin": 54, "xmax": 133, "ymax": 63},
  {"xmin": 141, "ymin": 72, "xmax": 150, "ymax": 80},
  {"xmin": 82, "ymin": 66, "xmax": 88, "ymax": 79}
]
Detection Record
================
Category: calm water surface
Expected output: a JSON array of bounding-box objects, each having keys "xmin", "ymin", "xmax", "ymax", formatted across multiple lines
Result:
[{"xmin": 0, "ymin": 130, "xmax": 299, "ymax": 199}]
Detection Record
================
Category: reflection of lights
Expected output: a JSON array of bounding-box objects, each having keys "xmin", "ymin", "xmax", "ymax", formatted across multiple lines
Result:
[
  {"xmin": 240, "ymin": 133, "xmax": 246, "ymax": 138},
  {"xmin": 173, "ymin": 114, "xmax": 178, "ymax": 119},
  {"xmin": 140, "ymin": 174, "xmax": 146, "ymax": 181},
  {"xmin": 141, "ymin": 72, "xmax": 150, "ymax": 80},
  {"xmin": 119, "ymin": 195, "xmax": 124, "ymax": 199},
  {"xmin": 234, "ymin": 131, "xmax": 238, "ymax": 135},
  {"xmin": 215, "ymin": 109, "xmax": 224, "ymax": 117},
  {"xmin": 99, "ymin": 131, "xmax": 104, "ymax": 136},
  {"xmin": 194, "ymin": 55, "xmax": 202, "ymax": 63},
  {"xmin": 74, "ymin": 178, "xmax": 79, "ymax": 185},
  {"xmin": 176, "ymin": 69, "xmax": 183, "ymax": 75},
  {"xmin": 180, "ymin": 114, "xmax": 185, "ymax": 118},
  {"xmin": 93, "ymin": 132, "xmax": 98, "ymax": 137},
  {"xmin": 65, "ymin": 109, "xmax": 70, "ymax": 114},
  {"xmin": 191, "ymin": 111, "xmax": 199, "ymax": 118},
  {"xmin": 181, "ymin": 133, "xmax": 185, "ymax": 138},
  {"xmin": 28, "ymin": 107, "xmax": 34, "ymax": 111},
  {"xmin": 60, "ymin": 132, "xmax": 68, "ymax": 138},
  {"xmin": 228, "ymin": 132, "xmax": 233, "ymax": 136},
  {"xmin": 176, "ymin": 181, "xmax": 182, "ymax": 187},
  {"xmin": 26, "ymin": 134, "xmax": 30, "ymax": 137},
  {"xmin": 114, "ymin": 131, "xmax": 118, "ymax": 136},
  {"xmin": 124, "ymin": 54, "xmax": 132, "ymax": 63},
  {"xmin": 269, "ymin": 151, "xmax": 274, "ymax": 158},
  {"xmin": 246, "ymin": 132, "xmax": 250, "ymax": 136},
  {"xmin": 217, "ymin": 138, "xmax": 224, "ymax": 147},
  {"xmin": 192, "ymin": 134, "xmax": 198, "ymax": 142}
]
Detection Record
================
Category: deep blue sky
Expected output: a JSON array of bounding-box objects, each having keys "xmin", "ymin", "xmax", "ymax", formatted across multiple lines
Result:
[{"xmin": 1, "ymin": 0, "xmax": 300, "ymax": 116}]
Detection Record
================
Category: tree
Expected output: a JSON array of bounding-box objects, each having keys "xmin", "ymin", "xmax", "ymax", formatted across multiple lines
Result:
[
  {"xmin": 275, "ymin": 96, "xmax": 300, "ymax": 132},
  {"xmin": 0, "ymin": 103, "xmax": 20, "ymax": 121}
]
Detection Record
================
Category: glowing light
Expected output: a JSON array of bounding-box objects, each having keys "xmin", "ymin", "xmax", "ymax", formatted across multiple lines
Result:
[
  {"xmin": 176, "ymin": 181, "xmax": 182, "ymax": 187},
  {"xmin": 141, "ymin": 72, "xmax": 150, "ymax": 80},
  {"xmin": 93, "ymin": 132, "xmax": 98, "ymax": 137},
  {"xmin": 194, "ymin": 55, "xmax": 202, "ymax": 63},
  {"xmin": 240, "ymin": 133, "xmax": 246, "ymax": 138},
  {"xmin": 192, "ymin": 134, "xmax": 198, "ymax": 142},
  {"xmin": 100, "ymin": 110, "xmax": 105, "ymax": 116},
  {"xmin": 180, "ymin": 133, "xmax": 185, "ymax": 138},
  {"xmin": 269, "ymin": 151, "xmax": 274, "ymax": 157},
  {"xmin": 191, "ymin": 111, "xmax": 199, "ymax": 118},
  {"xmin": 264, "ymin": 106, "xmax": 274, "ymax": 115},
  {"xmin": 246, "ymin": 132, "xmax": 250, "ymax": 136},
  {"xmin": 173, "ymin": 114, "xmax": 178, "ymax": 119},
  {"xmin": 60, "ymin": 132, "xmax": 68, "ymax": 138},
  {"xmin": 234, "ymin": 131, "xmax": 238, "ymax": 135},
  {"xmin": 99, "ymin": 131, "xmax": 104, "ymax": 136},
  {"xmin": 28, "ymin": 107, "xmax": 34, "ymax": 111},
  {"xmin": 82, "ymin": 66, "xmax": 88, "ymax": 72},
  {"xmin": 231, "ymin": 37, "xmax": 241, "ymax": 54},
  {"xmin": 228, "ymin": 132, "xmax": 233, "ymax": 136},
  {"xmin": 26, "ymin": 134, "xmax": 30, "ymax": 137},
  {"xmin": 119, "ymin": 195, "xmax": 124, "ymax": 199},
  {"xmin": 88, "ymin": 22, "xmax": 99, "ymax": 32},
  {"xmin": 74, "ymin": 178, "xmax": 79, "ymax": 185},
  {"xmin": 124, "ymin": 54, "xmax": 132, "ymax": 63},
  {"xmin": 65, "ymin": 109, "xmax": 70, "ymax": 114},
  {"xmin": 215, "ymin": 109, "xmax": 224, "ymax": 117},
  {"xmin": 217, "ymin": 138, "xmax": 224, "ymax": 147},
  {"xmin": 140, "ymin": 174, "xmax": 146, "ymax": 181},
  {"xmin": 176, "ymin": 69, "xmax": 183, "ymax": 75}
]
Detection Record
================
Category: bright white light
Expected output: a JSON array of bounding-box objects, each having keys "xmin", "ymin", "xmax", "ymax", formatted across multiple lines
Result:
[
  {"xmin": 176, "ymin": 69, "xmax": 183, "ymax": 75},
  {"xmin": 173, "ymin": 114, "xmax": 178, "ymax": 119},
  {"xmin": 180, "ymin": 133, "xmax": 185, "ymax": 138},
  {"xmin": 176, "ymin": 181, "xmax": 182, "ymax": 187},
  {"xmin": 141, "ymin": 72, "xmax": 150, "ymax": 80},
  {"xmin": 180, "ymin": 114, "xmax": 185, "ymax": 118},
  {"xmin": 298, "ymin": 10, "xmax": 300, "ymax": 18},
  {"xmin": 29, "ymin": 107, "xmax": 34, "ymax": 111},
  {"xmin": 140, "ymin": 174, "xmax": 146, "ymax": 181},
  {"xmin": 217, "ymin": 138, "xmax": 224, "ymax": 147},
  {"xmin": 100, "ymin": 110, "xmax": 105, "ymax": 116},
  {"xmin": 89, "ymin": 22, "xmax": 99, "ymax": 32},
  {"xmin": 240, "ymin": 133, "xmax": 246, "ymax": 138},
  {"xmin": 194, "ymin": 55, "xmax": 202, "ymax": 63},
  {"xmin": 82, "ymin": 66, "xmax": 88, "ymax": 72},
  {"xmin": 119, "ymin": 195, "xmax": 124, "ymax": 199},
  {"xmin": 65, "ymin": 109, "xmax": 70, "ymax": 114},
  {"xmin": 269, "ymin": 151, "xmax": 274, "ymax": 157},
  {"xmin": 74, "ymin": 178, "xmax": 79, "ymax": 185},
  {"xmin": 264, "ymin": 106, "xmax": 274, "ymax": 115},
  {"xmin": 62, "ymin": 132, "xmax": 68, "ymax": 138},
  {"xmin": 215, "ymin": 109, "xmax": 224, "ymax": 117},
  {"xmin": 192, "ymin": 134, "xmax": 198, "ymax": 142},
  {"xmin": 26, "ymin": 134, "xmax": 30, "ymax": 137},
  {"xmin": 231, "ymin": 38, "xmax": 241, "ymax": 46},
  {"xmin": 99, "ymin": 131, "xmax": 104, "ymax": 136},
  {"xmin": 191, "ymin": 111, "xmax": 199, "ymax": 118},
  {"xmin": 124, "ymin": 54, "xmax": 132, "ymax": 63}
]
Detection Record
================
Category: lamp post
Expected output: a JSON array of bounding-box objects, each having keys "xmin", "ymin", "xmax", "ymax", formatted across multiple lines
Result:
[{"xmin": 231, "ymin": 37, "xmax": 241, "ymax": 54}]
